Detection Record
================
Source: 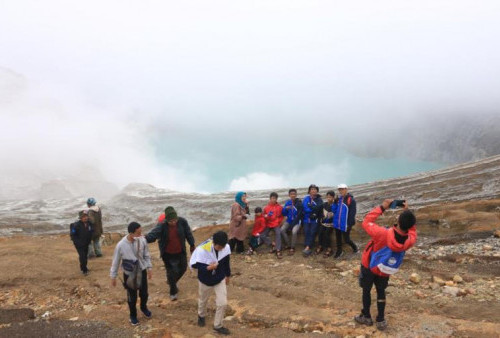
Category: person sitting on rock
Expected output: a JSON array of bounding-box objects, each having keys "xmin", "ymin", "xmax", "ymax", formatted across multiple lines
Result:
[
  {"xmin": 302, "ymin": 184, "xmax": 323, "ymax": 256},
  {"xmin": 280, "ymin": 188, "xmax": 303, "ymax": 255},
  {"xmin": 354, "ymin": 199, "xmax": 417, "ymax": 331},
  {"xmin": 110, "ymin": 222, "xmax": 153, "ymax": 326},
  {"xmin": 262, "ymin": 192, "xmax": 285, "ymax": 258},
  {"xmin": 316, "ymin": 190, "xmax": 336, "ymax": 257},
  {"xmin": 246, "ymin": 207, "xmax": 270, "ymax": 255},
  {"xmin": 190, "ymin": 231, "xmax": 232, "ymax": 336}
]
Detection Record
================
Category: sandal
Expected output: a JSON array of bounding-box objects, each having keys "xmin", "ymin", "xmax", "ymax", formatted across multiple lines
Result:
[
  {"xmin": 315, "ymin": 247, "xmax": 323, "ymax": 255},
  {"xmin": 276, "ymin": 251, "xmax": 283, "ymax": 259},
  {"xmin": 269, "ymin": 247, "xmax": 277, "ymax": 254},
  {"xmin": 323, "ymin": 249, "xmax": 333, "ymax": 258},
  {"xmin": 288, "ymin": 248, "xmax": 295, "ymax": 255}
]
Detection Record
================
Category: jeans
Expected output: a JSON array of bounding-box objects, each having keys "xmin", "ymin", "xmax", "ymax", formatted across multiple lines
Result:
[
  {"xmin": 124, "ymin": 270, "xmax": 148, "ymax": 318},
  {"xmin": 335, "ymin": 226, "xmax": 358, "ymax": 253},
  {"xmin": 162, "ymin": 253, "xmax": 187, "ymax": 295},
  {"xmin": 88, "ymin": 237, "xmax": 102, "ymax": 257},
  {"xmin": 75, "ymin": 245, "xmax": 89, "ymax": 272},
  {"xmin": 281, "ymin": 222, "xmax": 301, "ymax": 248},
  {"xmin": 261, "ymin": 226, "xmax": 282, "ymax": 251},
  {"xmin": 304, "ymin": 222, "xmax": 319, "ymax": 248},
  {"xmin": 319, "ymin": 226, "xmax": 333, "ymax": 249},
  {"xmin": 359, "ymin": 265, "xmax": 389, "ymax": 322}
]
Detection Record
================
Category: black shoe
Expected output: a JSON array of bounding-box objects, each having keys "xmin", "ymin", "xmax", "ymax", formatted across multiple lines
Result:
[
  {"xmin": 198, "ymin": 315, "xmax": 205, "ymax": 327},
  {"xmin": 334, "ymin": 251, "xmax": 344, "ymax": 259},
  {"xmin": 141, "ymin": 308, "xmax": 152, "ymax": 318},
  {"xmin": 213, "ymin": 326, "xmax": 230, "ymax": 335},
  {"xmin": 82, "ymin": 270, "xmax": 90, "ymax": 276},
  {"xmin": 96, "ymin": 253, "xmax": 103, "ymax": 257},
  {"xmin": 129, "ymin": 316, "xmax": 139, "ymax": 326}
]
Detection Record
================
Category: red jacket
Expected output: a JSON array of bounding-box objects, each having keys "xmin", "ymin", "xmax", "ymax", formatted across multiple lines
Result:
[
  {"xmin": 263, "ymin": 203, "xmax": 284, "ymax": 228},
  {"xmin": 361, "ymin": 206, "xmax": 417, "ymax": 277},
  {"xmin": 252, "ymin": 215, "xmax": 266, "ymax": 236}
]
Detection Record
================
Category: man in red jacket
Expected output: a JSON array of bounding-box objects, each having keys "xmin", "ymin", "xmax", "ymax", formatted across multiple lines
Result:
[
  {"xmin": 354, "ymin": 199, "xmax": 417, "ymax": 331},
  {"xmin": 262, "ymin": 192, "xmax": 284, "ymax": 258}
]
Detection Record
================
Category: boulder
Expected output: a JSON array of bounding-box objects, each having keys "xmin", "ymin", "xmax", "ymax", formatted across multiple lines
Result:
[
  {"xmin": 442, "ymin": 286, "xmax": 460, "ymax": 297},
  {"xmin": 409, "ymin": 273, "xmax": 421, "ymax": 284},
  {"xmin": 433, "ymin": 276, "xmax": 446, "ymax": 286}
]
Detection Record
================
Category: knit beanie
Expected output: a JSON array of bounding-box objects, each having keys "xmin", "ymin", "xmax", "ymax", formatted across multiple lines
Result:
[{"xmin": 164, "ymin": 206, "xmax": 178, "ymax": 222}]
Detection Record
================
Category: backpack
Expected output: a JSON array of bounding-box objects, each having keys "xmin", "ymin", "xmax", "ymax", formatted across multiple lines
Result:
[{"xmin": 369, "ymin": 246, "xmax": 405, "ymax": 275}]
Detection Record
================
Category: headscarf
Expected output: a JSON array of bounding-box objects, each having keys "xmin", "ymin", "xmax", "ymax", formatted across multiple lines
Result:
[{"xmin": 235, "ymin": 191, "xmax": 247, "ymax": 209}]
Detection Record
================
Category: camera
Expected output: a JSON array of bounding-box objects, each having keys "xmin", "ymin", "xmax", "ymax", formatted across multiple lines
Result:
[{"xmin": 390, "ymin": 200, "xmax": 406, "ymax": 209}]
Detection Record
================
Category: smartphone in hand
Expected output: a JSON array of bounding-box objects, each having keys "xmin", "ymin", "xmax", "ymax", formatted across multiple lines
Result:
[{"xmin": 390, "ymin": 200, "xmax": 406, "ymax": 209}]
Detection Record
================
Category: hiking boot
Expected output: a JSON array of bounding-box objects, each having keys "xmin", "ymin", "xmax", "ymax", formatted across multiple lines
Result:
[
  {"xmin": 213, "ymin": 326, "xmax": 230, "ymax": 335},
  {"xmin": 170, "ymin": 294, "xmax": 178, "ymax": 301},
  {"xmin": 376, "ymin": 319, "xmax": 388, "ymax": 331},
  {"xmin": 354, "ymin": 314, "xmax": 373, "ymax": 326},
  {"xmin": 198, "ymin": 315, "xmax": 206, "ymax": 327},
  {"xmin": 334, "ymin": 251, "xmax": 344, "ymax": 259},
  {"xmin": 141, "ymin": 308, "xmax": 152, "ymax": 318},
  {"xmin": 130, "ymin": 316, "xmax": 139, "ymax": 326}
]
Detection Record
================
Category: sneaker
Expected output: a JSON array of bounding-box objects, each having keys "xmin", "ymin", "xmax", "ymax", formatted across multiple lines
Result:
[
  {"xmin": 354, "ymin": 314, "xmax": 373, "ymax": 326},
  {"xmin": 334, "ymin": 251, "xmax": 344, "ymax": 259},
  {"xmin": 245, "ymin": 249, "xmax": 254, "ymax": 255},
  {"xmin": 302, "ymin": 248, "xmax": 312, "ymax": 257},
  {"xmin": 141, "ymin": 308, "xmax": 152, "ymax": 318},
  {"xmin": 82, "ymin": 270, "xmax": 90, "ymax": 276},
  {"xmin": 130, "ymin": 316, "xmax": 139, "ymax": 326},
  {"xmin": 170, "ymin": 294, "xmax": 178, "ymax": 301},
  {"xmin": 376, "ymin": 319, "xmax": 388, "ymax": 331},
  {"xmin": 353, "ymin": 247, "xmax": 360, "ymax": 254},
  {"xmin": 198, "ymin": 315, "xmax": 206, "ymax": 327},
  {"xmin": 213, "ymin": 326, "xmax": 230, "ymax": 335}
]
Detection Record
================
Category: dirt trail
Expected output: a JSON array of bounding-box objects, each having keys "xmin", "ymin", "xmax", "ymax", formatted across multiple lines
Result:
[{"xmin": 1, "ymin": 219, "xmax": 500, "ymax": 338}]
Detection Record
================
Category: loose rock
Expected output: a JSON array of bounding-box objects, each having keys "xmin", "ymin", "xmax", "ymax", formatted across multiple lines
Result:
[
  {"xmin": 443, "ymin": 286, "xmax": 460, "ymax": 297},
  {"xmin": 453, "ymin": 275, "xmax": 464, "ymax": 284},
  {"xmin": 433, "ymin": 276, "xmax": 446, "ymax": 286},
  {"xmin": 410, "ymin": 273, "xmax": 421, "ymax": 284}
]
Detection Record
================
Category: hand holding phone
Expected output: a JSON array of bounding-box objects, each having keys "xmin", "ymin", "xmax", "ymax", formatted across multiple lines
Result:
[{"xmin": 390, "ymin": 200, "xmax": 406, "ymax": 209}]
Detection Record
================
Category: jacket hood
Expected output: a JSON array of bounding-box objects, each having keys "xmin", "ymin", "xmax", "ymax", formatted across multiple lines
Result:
[
  {"xmin": 386, "ymin": 226, "xmax": 417, "ymax": 252},
  {"xmin": 89, "ymin": 205, "xmax": 100, "ymax": 212}
]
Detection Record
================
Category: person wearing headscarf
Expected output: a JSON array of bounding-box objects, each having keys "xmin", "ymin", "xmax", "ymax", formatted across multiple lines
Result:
[{"xmin": 228, "ymin": 191, "xmax": 249, "ymax": 253}]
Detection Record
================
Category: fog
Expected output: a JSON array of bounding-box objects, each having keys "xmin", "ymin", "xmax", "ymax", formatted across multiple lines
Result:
[{"xmin": 1, "ymin": 1, "xmax": 499, "ymax": 197}]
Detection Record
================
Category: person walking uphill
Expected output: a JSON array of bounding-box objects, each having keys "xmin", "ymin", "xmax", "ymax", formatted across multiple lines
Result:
[
  {"xmin": 228, "ymin": 192, "xmax": 249, "ymax": 253},
  {"xmin": 302, "ymin": 184, "xmax": 323, "ymax": 256},
  {"xmin": 333, "ymin": 184, "xmax": 358, "ymax": 258},
  {"xmin": 86, "ymin": 197, "xmax": 103, "ymax": 258},
  {"xmin": 146, "ymin": 206, "xmax": 195, "ymax": 301},
  {"xmin": 354, "ymin": 199, "xmax": 417, "ymax": 331},
  {"xmin": 70, "ymin": 210, "xmax": 93, "ymax": 275},
  {"xmin": 110, "ymin": 222, "xmax": 153, "ymax": 326},
  {"xmin": 191, "ymin": 231, "xmax": 232, "ymax": 335}
]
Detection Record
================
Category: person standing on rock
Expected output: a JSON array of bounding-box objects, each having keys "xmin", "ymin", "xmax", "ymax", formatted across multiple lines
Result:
[
  {"xmin": 333, "ymin": 184, "xmax": 358, "ymax": 258},
  {"xmin": 190, "ymin": 231, "xmax": 232, "ymax": 336},
  {"xmin": 354, "ymin": 199, "xmax": 417, "ymax": 331},
  {"xmin": 110, "ymin": 222, "xmax": 153, "ymax": 326},
  {"xmin": 281, "ymin": 189, "xmax": 303, "ymax": 255},
  {"xmin": 302, "ymin": 184, "xmax": 323, "ymax": 256},
  {"xmin": 70, "ymin": 210, "xmax": 93, "ymax": 275},
  {"xmin": 228, "ymin": 191, "xmax": 249, "ymax": 253},
  {"xmin": 316, "ymin": 190, "xmax": 336, "ymax": 257},
  {"xmin": 86, "ymin": 197, "xmax": 103, "ymax": 258},
  {"xmin": 146, "ymin": 206, "xmax": 195, "ymax": 301},
  {"xmin": 262, "ymin": 192, "xmax": 285, "ymax": 258}
]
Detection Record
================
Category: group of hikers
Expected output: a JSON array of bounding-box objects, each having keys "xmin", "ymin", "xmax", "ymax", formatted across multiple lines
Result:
[
  {"xmin": 69, "ymin": 184, "xmax": 417, "ymax": 334},
  {"xmin": 228, "ymin": 184, "xmax": 359, "ymax": 259}
]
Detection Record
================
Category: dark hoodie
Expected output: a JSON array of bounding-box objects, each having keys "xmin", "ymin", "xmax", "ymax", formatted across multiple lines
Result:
[{"xmin": 361, "ymin": 206, "xmax": 417, "ymax": 277}]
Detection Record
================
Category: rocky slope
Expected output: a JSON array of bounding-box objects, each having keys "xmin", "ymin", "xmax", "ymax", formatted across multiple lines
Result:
[{"xmin": 1, "ymin": 154, "xmax": 500, "ymax": 236}]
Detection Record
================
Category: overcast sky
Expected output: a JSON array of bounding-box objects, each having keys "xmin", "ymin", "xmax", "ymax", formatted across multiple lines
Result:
[{"xmin": 1, "ymin": 0, "xmax": 499, "ymax": 194}]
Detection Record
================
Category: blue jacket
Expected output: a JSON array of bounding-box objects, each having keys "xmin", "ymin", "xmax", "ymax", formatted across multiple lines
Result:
[
  {"xmin": 281, "ymin": 198, "xmax": 303, "ymax": 226},
  {"xmin": 302, "ymin": 195, "xmax": 324, "ymax": 224},
  {"xmin": 193, "ymin": 254, "xmax": 231, "ymax": 286},
  {"xmin": 332, "ymin": 193, "xmax": 356, "ymax": 232}
]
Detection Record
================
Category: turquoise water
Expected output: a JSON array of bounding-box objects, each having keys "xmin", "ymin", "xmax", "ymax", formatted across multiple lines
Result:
[{"xmin": 154, "ymin": 136, "xmax": 444, "ymax": 192}]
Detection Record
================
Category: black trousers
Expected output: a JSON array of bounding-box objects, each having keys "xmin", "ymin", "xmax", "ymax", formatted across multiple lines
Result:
[
  {"xmin": 162, "ymin": 253, "xmax": 187, "ymax": 295},
  {"xmin": 124, "ymin": 270, "xmax": 148, "ymax": 318},
  {"xmin": 318, "ymin": 226, "xmax": 333, "ymax": 249},
  {"xmin": 228, "ymin": 238, "xmax": 245, "ymax": 253},
  {"xmin": 335, "ymin": 226, "xmax": 358, "ymax": 253},
  {"xmin": 359, "ymin": 265, "xmax": 389, "ymax": 322},
  {"xmin": 75, "ymin": 245, "xmax": 89, "ymax": 272}
]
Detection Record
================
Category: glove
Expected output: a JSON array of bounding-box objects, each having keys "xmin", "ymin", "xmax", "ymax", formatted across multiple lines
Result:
[{"xmin": 190, "ymin": 245, "xmax": 195, "ymax": 254}]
